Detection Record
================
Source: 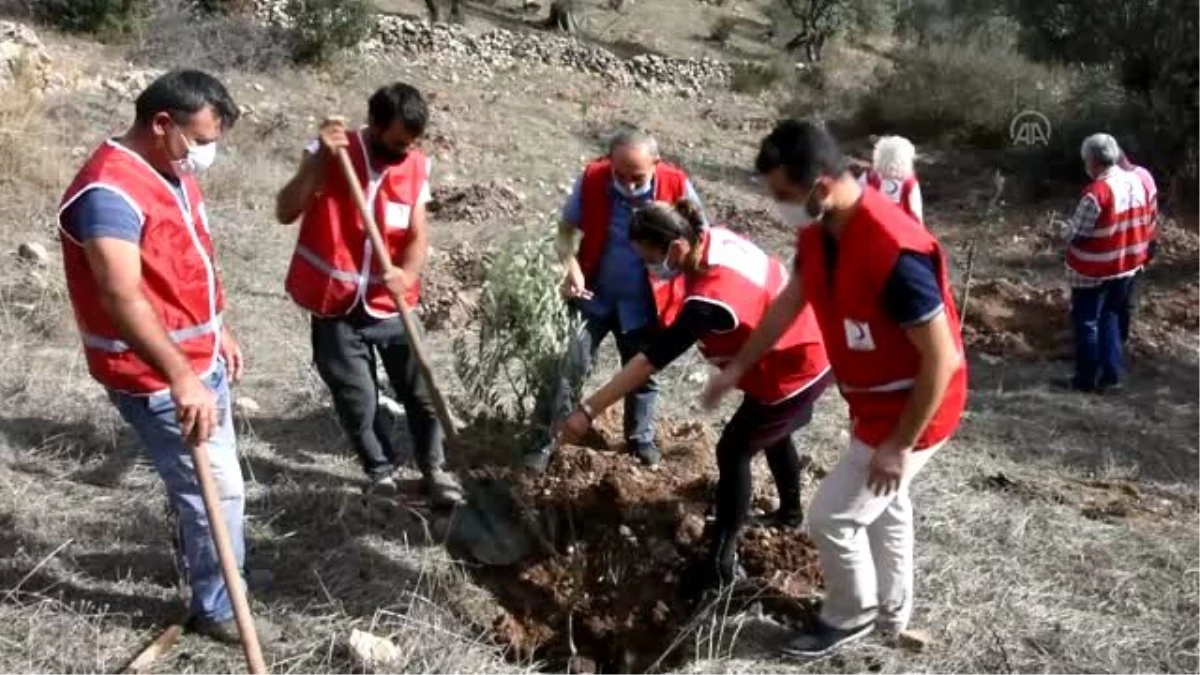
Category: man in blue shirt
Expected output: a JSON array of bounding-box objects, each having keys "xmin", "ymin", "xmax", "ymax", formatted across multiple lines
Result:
[{"xmin": 525, "ymin": 129, "xmax": 706, "ymax": 473}]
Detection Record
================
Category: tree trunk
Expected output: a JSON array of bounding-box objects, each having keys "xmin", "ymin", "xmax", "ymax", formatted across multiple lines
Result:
[
  {"xmin": 424, "ymin": 0, "xmax": 442, "ymax": 23},
  {"xmin": 545, "ymin": 0, "xmax": 578, "ymax": 33}
]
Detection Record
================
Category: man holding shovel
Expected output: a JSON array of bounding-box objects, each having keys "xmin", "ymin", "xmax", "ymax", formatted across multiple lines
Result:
[
  {"xmin": 275, "ymin": 82, "xmax": 464, "ymax": 505},
  {"xmin": 58, "ymin": 70, "xmax": 273, "ymax": 647}
]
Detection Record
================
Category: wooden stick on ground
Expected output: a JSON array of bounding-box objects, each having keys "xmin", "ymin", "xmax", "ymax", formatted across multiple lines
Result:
[
  {"xmin": 122, "ymin": 619, "xmax": 186, "ymax": 674},
  {"xmin": 190, "ymin": 441, "xmax": 266, "ymax": 674}
]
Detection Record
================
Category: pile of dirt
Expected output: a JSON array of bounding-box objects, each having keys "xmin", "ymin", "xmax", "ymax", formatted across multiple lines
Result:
[
  {"xmin": 459, "ymin": 411, "xmax": 821, "ymax": 673},
  {"xmin": 706, "ymin": 196, "xmax": 787, "ymax": 243},
  {"xmin": 428, "ymin": 180, "xmax": 525, "ymax": 225},
  {"xmin": 418, "ymin": 241, "xmax": 494, "ymax": 330},
  {"xmin": 961, "ymin": 279, "xmax": 1071, "ymax": 361}
]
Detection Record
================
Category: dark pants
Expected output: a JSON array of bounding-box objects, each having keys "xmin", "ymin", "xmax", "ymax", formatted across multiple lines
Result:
[
  {"xmin": 311, "ymin": 308, "xmax": 444, "ymax": 480},
  {"xmin": 1071, "ymin": 275, "xmax": 1135, "ymax": 390},
  {"xmin": 714, "ymin": 370, "xmax": 833, "ymax": 542},
  {"xmin": 552, "ymin": 310, "xmax": 659, "ymax": 447}
]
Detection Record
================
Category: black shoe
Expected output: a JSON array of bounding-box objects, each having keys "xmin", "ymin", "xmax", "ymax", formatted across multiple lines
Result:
[
  {"xmin": 752, "ymin": 507, "xmax": 804, "ymax": 530},
  {"xmin": 780, "ymin": 619, "xmax": 875, "ymax": 658},
  {"xmin": 631, "ymin": 442, "xmax": 661, "ymax": 468},
  {"xmin": 190, "ymin": 614, "xmax": 281, "ymax": 645},
  {"xmin": 364, "ymin": 474, "xmax": 399, "ymax": 497},
  {"xmin": 523, "ymin": 443, "xmax": 555, "ymax": 474},
  {"xmin": 421, "ymin": 470, "xmax": 466, "ymax": 507},
  {"xmin": 1097, "ymin": 379, "xmax": 1124, "ymax": 394}
]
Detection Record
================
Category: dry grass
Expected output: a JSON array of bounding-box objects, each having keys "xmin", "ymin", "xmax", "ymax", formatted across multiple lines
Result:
[{"xmin": 0, "ymin": 9, "xmax": 1197, "ymax": 675}]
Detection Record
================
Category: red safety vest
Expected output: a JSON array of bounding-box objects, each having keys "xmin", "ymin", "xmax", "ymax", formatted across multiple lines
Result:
[
  {"xmin": 684, "ymin": 228, "xmax": 830, "ymax": 403},
  {"xmin": 866, "ymin": 170, "xmax": 922, "ymax": 224},
  {"xmin": 59, "ymin": 140, "xmax": 223, "ymax": 395},
  {"xmin": 1128, "ymin": 163, "xmax": 1159, "ymax": 242},
  {"xmin": 286, "ymin": 128, "xmax": 427, "ymax": 318},
  {"xmin": 1066, "ymin": 168, "xmax": 1153, "ymax": 280},
  {"xmin": 576, "ymin": 157, "xmax": 688, "ymax": 321},
  {"xmin": 796, "ymin": 188, "xmax": 967, "ymax": 449}
]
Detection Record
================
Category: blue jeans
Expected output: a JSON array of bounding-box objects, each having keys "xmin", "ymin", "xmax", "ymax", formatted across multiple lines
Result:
[
  {"xmin": 552, "ymin": 311, "xmax": 659, "ymax": 447},
  {"xmin": 109, "ymin": 364, "xmax": 245, "ymax": 622},
  {"xmin": 1071, "ymin": 276, "xmax": 1134, "ymax": 389}
]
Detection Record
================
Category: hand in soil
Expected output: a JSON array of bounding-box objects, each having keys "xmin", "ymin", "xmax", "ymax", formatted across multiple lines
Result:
[{"xmin": 558, "ymin": 409, "xmax": 591, "ymax": 445}]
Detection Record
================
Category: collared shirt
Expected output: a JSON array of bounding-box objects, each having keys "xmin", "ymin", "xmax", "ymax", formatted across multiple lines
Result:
[
  {"xmin": 562, "ymin": 173, "xmax": 705, "ymax": 332},
  {"xmin": 1062, "ymin": 170, "xmax": 1141, "ymax": 288}
]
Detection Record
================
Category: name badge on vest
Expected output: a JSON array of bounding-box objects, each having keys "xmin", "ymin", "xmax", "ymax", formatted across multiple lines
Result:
[
  {"xmin": 844, "ymin": 318, "xmax": 876, "ymax": 351},
  {"xmin": 384, "ymin": 201, "xmax": 412, "ymax": 230},
  {"xmin": 880, "ymin": 179, "xmax": 902, "ymax": 203}
]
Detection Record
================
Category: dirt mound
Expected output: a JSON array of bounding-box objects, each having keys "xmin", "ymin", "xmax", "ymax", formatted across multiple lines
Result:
[
  {"xmin": 460, "ymin": 411, "xmax": 821, "ymax": 673},
  {"xmin": 428, "ymin": 180, "xmax": 524, "ymax": 225},
  {"xmin": 419, "ymin": 241, "xmax": 493, "ymax": 330},
  {"xmin": 706, "ymin": 196, "xmax": 786, "ymax": 243},
  {"xmin": 962, "ymin": 279, "xmax": 1071, "ymax": 360}
]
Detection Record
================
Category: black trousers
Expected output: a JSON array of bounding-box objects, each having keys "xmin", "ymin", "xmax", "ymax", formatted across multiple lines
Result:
[
  {"xmin": 714, "ymin": 370, "xmax": 833, "ymax": 541},
  {"xmin": 311, "ymin": 307, "xmax": 444, "ymax": 480}
]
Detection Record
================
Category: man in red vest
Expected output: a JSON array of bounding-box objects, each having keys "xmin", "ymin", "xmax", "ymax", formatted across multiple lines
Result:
[
  {"xmin": 524, "ymin": 129, "xmax": 706, "ymax": 472},
  {"xmin": 59, "ymin": 70, "xmax": 275, "ymax": 643},
  {"xmin": 1057, "ymin": 134, "xmax": 1153, "ymax": 392},
  {"xmin": 703, "ymin": 120, "xmax": 967, "ymax": 657},
  {"xmin": 275, "ymin": 83, "xmax": 463, "ymax": 505}
]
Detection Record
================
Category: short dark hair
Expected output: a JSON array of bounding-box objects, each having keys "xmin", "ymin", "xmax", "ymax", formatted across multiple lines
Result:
[
  {"xmin": 755, "ymin": 119, "xmax": 847, "ymax": 186},
  {"xmin": 135, "ymin": 69, "xmax": 240, "ymax": 130},
  {"xmin": 368, "ymin": 82, "xmax": 428, "ymax": 136}
]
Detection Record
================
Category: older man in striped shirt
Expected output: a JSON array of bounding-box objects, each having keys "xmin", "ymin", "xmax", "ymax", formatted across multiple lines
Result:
[{"xmin": 1058, "ymin": 134, "xmax": 1155, "ymax": 393}]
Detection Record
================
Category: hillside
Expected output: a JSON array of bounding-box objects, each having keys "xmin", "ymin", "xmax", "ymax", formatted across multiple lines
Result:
[{"xmin": 0, "ymin": 3, "xmax": 1197, "ymax": 673}]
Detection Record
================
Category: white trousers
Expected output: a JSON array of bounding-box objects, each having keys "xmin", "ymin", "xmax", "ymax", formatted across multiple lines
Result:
[{"xmin": 808, "ymin": 436, "xmax": 943, "ymax": 631}]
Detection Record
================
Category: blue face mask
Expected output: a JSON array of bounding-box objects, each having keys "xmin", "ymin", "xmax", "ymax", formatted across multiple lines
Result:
[{"xmin": 614, "ymin": 176, "xmax": 653, "ymax": 200}]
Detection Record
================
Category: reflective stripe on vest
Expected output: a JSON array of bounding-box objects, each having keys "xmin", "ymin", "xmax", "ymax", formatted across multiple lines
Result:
[
  {"xmin": 82, "ymin": 314, "xmax": 222, "ymax": 353},
  {"xmin": 839, "ymin": 377, "xmax": 915, "ymax": 393},
  {"xmin": 295, "ymin": 244, "xmax": 386, "ymax": 284},
  {"xmin": 1069, "ymin": 241, "xmax": 1151, "ymax": 262}
]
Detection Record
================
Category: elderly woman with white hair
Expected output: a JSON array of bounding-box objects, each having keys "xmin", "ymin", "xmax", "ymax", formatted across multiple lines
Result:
[
  {"xmin": 858, "ymin": 135, "xmax": 924, "ymax": 226},
  {"xmin": 1058, "ymin": 132, "xmax": 1155, "ymax": 393}
]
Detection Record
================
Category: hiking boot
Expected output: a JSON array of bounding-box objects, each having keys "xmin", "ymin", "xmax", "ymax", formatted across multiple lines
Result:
[
  {"xmin": 523, "ymin": 443, "xmax": 555, "ymax": 475},
  {"xmin": 630, "ymin": 442, "xmax": 661, "ymax": 468},
  {"xmin": 1097, "ymin": 379, "xmax": 1125, "ymax": 394},
  {"xmin": 781, "ymin": 619, "xmax": 875, "ymax": 659},
  {"xmin": 190, "ymin": 614, "xmax": 282, "ymax": 645},
  {"xmin": 364, "ymin": 474, "xmax": 399, "ymax": 497},
  {"xmin": 421, "ymin": 470, "xmax": 465, "ymax": 507}
]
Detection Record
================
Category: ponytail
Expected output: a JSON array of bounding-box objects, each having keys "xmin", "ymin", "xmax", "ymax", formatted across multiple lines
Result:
[{"xmin": 630, "ymin": 199, "xmax": 706, "ymax": 250}]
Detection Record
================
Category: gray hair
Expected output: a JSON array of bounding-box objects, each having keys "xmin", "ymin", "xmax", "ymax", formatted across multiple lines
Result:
[
  {"xmin": 608, "ymin": 128, "xmax": 659, "ymax": 159},
  {"xmin": 1081, "ymin": 133, "xmax": 1121, "ymax": 167}
]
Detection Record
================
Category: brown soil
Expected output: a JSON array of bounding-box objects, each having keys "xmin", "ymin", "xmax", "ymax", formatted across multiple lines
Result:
[
  {"xmin": 970, "ymin": 472, "xmax": 1199, "ymax": 523},
  {"xmin": 458, "ymin": 410, "xmax": 822, "ymax": 673},
  {"xmin": 962, "ymin": 279, "xmax": 1071, "ymax": 361},
  {"xmin": 429, "ymin": 180, "xmax": 525, "ymax": 224},
  {"xmin": 418, "ymin": 240, "xmax": 492, "ymax": 330}
]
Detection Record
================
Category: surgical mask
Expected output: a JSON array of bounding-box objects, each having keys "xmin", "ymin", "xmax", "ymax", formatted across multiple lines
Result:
[
  {"xmin": 614, "ymin": 176, "xmax": 653, "ymax": 200},
  {"xmin": 647, "ymin": 258, "xmax": 681, "ymax": 280},
  {"xmin": 170, "ymin": 126, "xmax": 217, "ymax": 176},
  {"xmin": 370, "ymin": 138, "xmax": 409, "ymax": 165},
  {"xmin": 774, "ymin": 200, "xmax": 815, "ymax": 229}
]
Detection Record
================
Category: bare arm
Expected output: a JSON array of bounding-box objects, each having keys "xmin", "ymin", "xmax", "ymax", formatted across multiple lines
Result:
[
  {"xmin": 729, "ymin": 274, "xmax": 805, "ymax": 374},
  {"xmin": 85, "ymin": 238, "xmax": 194, "ymax": 382},
  {"xmin": 585, "ymin": 354, "xmax": 657, "ymax": 414},
  {"xmin": 887, "ymin": 311, "xmax": 961, "ymax": 449},
  {"xmin": 275, "ymin": 150, "xmax": 326, "ymax": 224},
  {"xmin": 399, "ymin": 202, "xmax": 430, "ymax": 280},
  {"xmin": 84, "ymin": 238, "xmax": 217, "ymax": 443}
]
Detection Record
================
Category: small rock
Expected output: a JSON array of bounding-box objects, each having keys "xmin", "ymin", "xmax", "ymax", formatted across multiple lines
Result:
[
  {"xmin": 234, "ymin": 396, "xmax": 262, "ymax": 415},
  {"xmin": 567, "ymin": 655, "xmax": 597, "ymax": 674},
  {"xmin": 252, "ymin": 82, "xmax": 265, "ymax": 92},
  {"xmin": 347, "ymin": 629, "xmax": 401, "ymax": 673},
  {"xmin": 898, "ymin": 628, "xmax": 932, "ymax": 653},
  {"xmin": 651, "ymin": 600, "xmax": 670, "ymax": 623},
  {"xmin": 675, "ymin": 514, "xmax": 705, "ymax": 545},
  {"xmin": 16, "ymin": 242, "xmax": 48, "ymax": 266},
  {"xmin": 618, "ymin": 524, "xmax": 633, "ymax": 538}
]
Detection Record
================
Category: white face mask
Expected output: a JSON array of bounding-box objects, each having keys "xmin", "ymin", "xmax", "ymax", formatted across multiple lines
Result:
[
  {"xmin": 613, "ymin": 176, "xmax": 653, "ymax": 200},
  {"xmin": 647, "ymin": 257, "xmax": 681, "ymax": 280},
  {"xmin": 774, "ymin": 200, "xmax": 816, "ymax": 229},
  {"xmin": 170, "ymin": 126, "xmax": 217, "ymax": 176}
]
